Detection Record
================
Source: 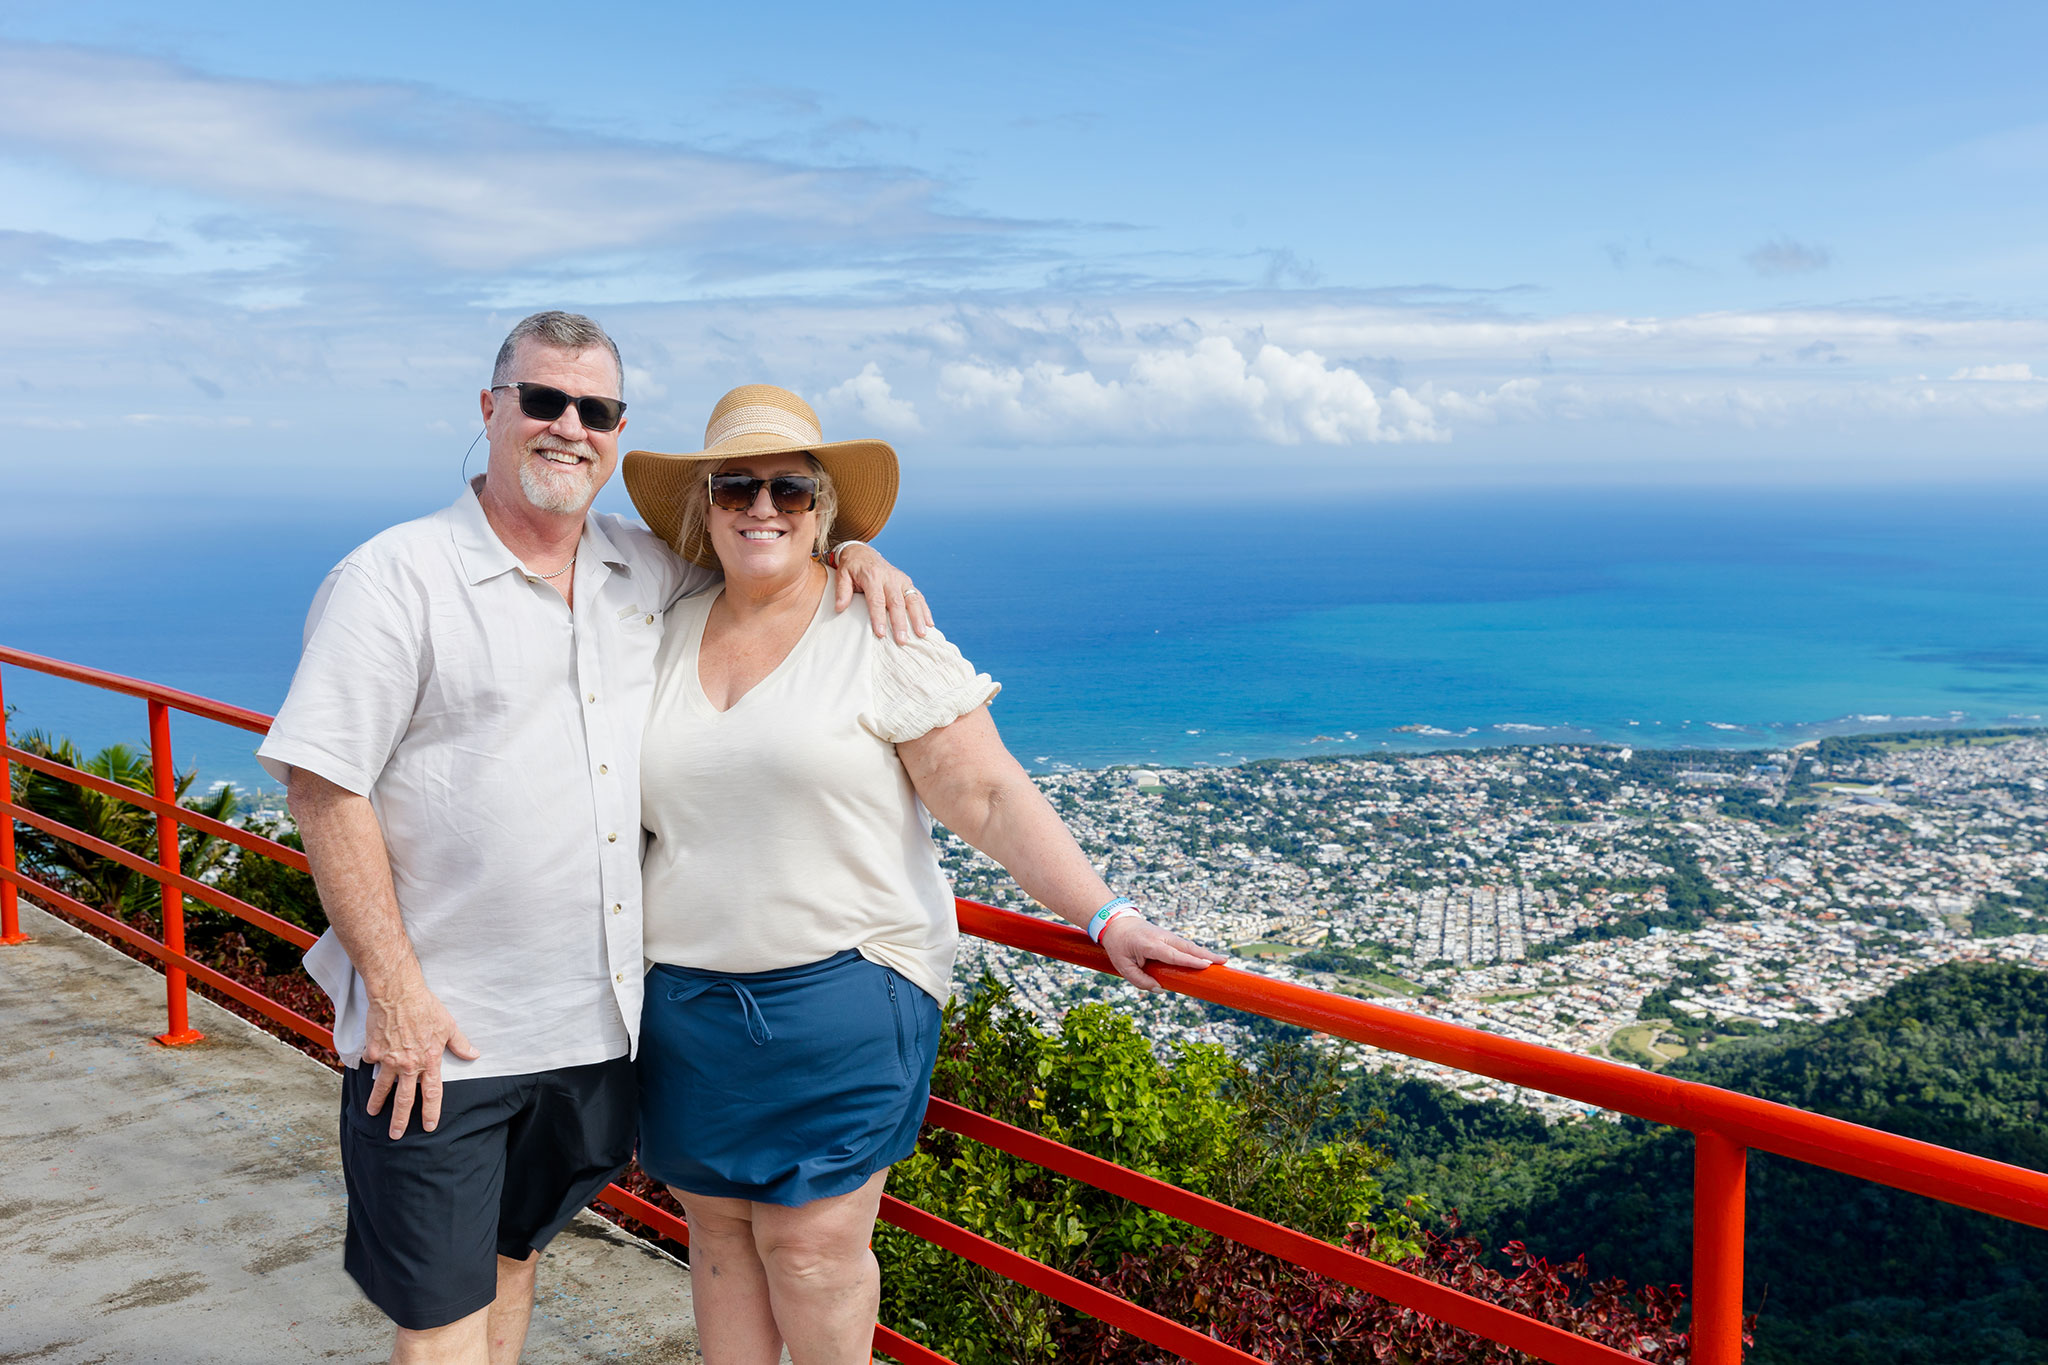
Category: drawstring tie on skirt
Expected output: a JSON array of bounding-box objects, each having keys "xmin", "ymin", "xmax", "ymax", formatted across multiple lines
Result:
[{"xmin": 667, "ymin": 977, "xmax": 774, "ymax": 1046}]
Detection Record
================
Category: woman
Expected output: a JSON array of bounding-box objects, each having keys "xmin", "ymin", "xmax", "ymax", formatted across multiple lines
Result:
[{"xmin": 622, "ymin": 385, "xmax": 1225, "ymax": 1365}]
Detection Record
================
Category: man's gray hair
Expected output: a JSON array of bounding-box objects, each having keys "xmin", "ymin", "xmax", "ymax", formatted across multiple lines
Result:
[{"xmin": 491, "ymin": 311, "xmax": 624, "ymax": 395}]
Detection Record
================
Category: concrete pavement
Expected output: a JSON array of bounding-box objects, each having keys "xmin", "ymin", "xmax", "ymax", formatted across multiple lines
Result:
[{"xmin": 0, "ymin": 901, "xmax": 700, "ymax": 1364}]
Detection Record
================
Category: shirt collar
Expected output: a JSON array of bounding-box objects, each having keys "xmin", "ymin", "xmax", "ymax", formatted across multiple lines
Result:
[
  {"xmin": 581, "ymin": 508, "xmax": 631, "ymax": 574},
  {"xmin": 448, "ymin": 477, "xmax": 634, "ymax": 586}
]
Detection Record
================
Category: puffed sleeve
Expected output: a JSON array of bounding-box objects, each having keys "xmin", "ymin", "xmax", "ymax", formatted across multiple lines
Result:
[{"xmin": 859, "ymin": 626, "xmax": 1001, "ymax": 744}]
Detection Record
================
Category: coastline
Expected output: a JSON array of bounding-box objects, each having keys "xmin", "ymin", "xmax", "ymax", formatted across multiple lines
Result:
[
  {"xmin": 114, "ymin": 714, "xmax": 2048, "ymax": 807},
  {"xmin": 1022, "ymin": 711, "xmax": 2048, "ymax": 775}
]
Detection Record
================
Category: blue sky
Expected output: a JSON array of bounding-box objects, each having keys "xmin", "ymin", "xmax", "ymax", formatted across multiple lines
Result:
[{"xmin": 3, "ymin": 1, "xmax": 2045, "ymax": 514}]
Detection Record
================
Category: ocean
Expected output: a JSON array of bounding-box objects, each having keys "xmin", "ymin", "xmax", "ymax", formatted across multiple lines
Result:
[{"xmin": 4, "ymin": 484, "xmax": 2046, "ymax": 792}]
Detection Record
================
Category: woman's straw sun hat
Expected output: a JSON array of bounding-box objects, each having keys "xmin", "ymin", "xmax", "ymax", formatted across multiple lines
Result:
[{"xmin": 624, "ymin": 384, "xmax": 899, "ymax": 568}]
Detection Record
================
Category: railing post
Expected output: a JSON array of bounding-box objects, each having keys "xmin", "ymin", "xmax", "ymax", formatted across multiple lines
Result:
[
  {"xmin": 150, "ymin": 700, "xmax": 203, "ymax": 1046},
  {"xmin": 0, "ymin": 662, "xmax": 27, "ymax": 945},
  {"xmin": 1692, "ymin": 1128, "xmax": 1747, "ymax": 1365}
]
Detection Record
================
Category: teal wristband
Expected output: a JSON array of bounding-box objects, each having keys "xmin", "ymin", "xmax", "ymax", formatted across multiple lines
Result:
[{"xmin": 1087, "ymin": 896, "xmax": 1134, "ymax": 943}]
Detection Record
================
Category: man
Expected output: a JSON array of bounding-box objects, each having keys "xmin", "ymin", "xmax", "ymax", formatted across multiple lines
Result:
[{"xmin": 257, "ymin": 312, "xmax": 927, "ymax": 1365}]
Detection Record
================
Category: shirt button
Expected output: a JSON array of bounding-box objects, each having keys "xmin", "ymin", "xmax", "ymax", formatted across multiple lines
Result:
[
  {"xmin": 615, "ymin": 972, "xmax": 625, "ymax": 983},
  {"xmin": 606, "ymin": 832, "xmax": 619, "ymax": 843},
  {"xmin": 644, "ymin": 614, "xmax": 655, "ymax": 624},
  {"xmin": 587, "ymin": 691, "xmax": 597, "ymax": 703},
  {"xmin": 599, "ymin": 764, "xmax": 609, "ymax": 775},
  {"xmin": 612, "ymin": 903, "xmax": 622, "ymax": 915}
]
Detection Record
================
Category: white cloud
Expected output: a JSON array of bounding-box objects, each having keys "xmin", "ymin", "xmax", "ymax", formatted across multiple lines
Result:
[
  {"xmin": 819, "ymin": 363, "xmax": 923, "ymax": 433},
  {"xmin": 1424, "ymin": 377, "xmax": 1545, "ymax": 423},
  {"xmin": 0, "ymin": 43, "xmax": 1002, "ymax": 271},
  {"xmin": 937, "ymin": 335, "xmax": 1439, "ymax": 446},
  {"xmin": 121, "ymin": 412, "xmax": 255, "ymax": 427},
  {"xmin": 622, "ymin": 365, "xmax": 669, "ymax": 403},
  {"xmin": 1949, "ymin": 363, "xmax": 2038, "ymax": 382},
  {"xmin": 1, "ymin": 34, "xmax": 2044, "ymax": 485},
  {"xmin": 12, "ymin": 254, "xmax": 2048, "ymax": 462}
]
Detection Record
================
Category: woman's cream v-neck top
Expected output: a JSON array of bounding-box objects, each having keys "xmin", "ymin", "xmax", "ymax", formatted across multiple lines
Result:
[{"xmin": 639, "ymin": 570, "xmax": 1000, "ymax": 1003}]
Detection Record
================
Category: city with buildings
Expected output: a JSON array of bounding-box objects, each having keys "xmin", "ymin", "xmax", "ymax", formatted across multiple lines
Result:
[{"xmin": 941, "ymin": 731, "xmax": 2048, "ymax": 1119}]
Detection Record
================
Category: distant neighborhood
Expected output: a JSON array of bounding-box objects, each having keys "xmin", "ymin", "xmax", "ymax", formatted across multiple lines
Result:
[{"xmin": 943, "ymin": 731, "xmax": 2048, "ymax": 1120}]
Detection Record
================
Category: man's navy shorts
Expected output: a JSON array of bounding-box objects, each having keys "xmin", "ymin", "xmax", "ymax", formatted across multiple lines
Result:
[{"xmin": 337, "ymin": 1055, "xmax": 635, "ymax": 1331}]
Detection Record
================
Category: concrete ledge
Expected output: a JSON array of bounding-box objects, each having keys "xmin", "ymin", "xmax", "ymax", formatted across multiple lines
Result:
[{"xmin": 0, "ymin": 901, "xmax": 698, "ymax": 1363}]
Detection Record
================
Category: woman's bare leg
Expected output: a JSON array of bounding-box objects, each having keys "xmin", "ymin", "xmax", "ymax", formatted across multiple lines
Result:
[
  {"xmin": 676, "ymin": 1189, "xmax": 784, "ymax": 1365},
  {"xmin": 752, "ymin": 1170, "xmax": 889, "ymax": 1365}
]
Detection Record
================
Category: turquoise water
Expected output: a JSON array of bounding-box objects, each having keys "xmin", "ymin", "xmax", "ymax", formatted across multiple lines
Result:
[
  {"xmin": 3, "ymin": 485, "xmax": 2045, "ymax": 787},
  {"xmin": 903, "ymin": 488, "xmax": 2048, "ymax": 769}
]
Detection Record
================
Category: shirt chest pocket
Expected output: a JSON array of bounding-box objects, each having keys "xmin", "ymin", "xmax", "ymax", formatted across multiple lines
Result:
[{"xmin": 614, "ymin": 604, "xmax": 663, "ymax": 664}]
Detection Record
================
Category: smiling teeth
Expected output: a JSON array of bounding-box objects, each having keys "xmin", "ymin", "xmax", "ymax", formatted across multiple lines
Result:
[{"xmin": 742, "ymin": 530, "xmax": 783, "ymax": 540}]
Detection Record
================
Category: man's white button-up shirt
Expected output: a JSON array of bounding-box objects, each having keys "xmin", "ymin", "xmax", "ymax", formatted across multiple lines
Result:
[{"xmin": 258, "ymin": 483, "xmax": 714, "ymax": 1080}]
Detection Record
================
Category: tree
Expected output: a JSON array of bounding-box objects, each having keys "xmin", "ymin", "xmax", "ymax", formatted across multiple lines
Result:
[
  {"xmin": 10, "ymin": 731, "xmax": 235, "ymax": 920},
  {"xmin": 9, "ymin": 731, "xmax": 322, "ymax": 974}
]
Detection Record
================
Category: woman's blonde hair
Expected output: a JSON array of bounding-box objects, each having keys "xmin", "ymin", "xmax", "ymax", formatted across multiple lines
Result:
[{"xmin": 673, "ymin": 454, "xmax": 839, "ymax": 563}]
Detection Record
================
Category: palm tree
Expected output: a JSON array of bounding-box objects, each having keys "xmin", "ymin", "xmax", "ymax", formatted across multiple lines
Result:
[{"xmin": 10, "ymin": 731, "xmax": 236, "ymax": 922}]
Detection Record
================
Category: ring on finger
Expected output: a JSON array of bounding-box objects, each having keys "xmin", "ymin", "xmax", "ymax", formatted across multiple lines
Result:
[{"xmin": 903, "ymin": 588, "xmax": 923, "ymax": 599}]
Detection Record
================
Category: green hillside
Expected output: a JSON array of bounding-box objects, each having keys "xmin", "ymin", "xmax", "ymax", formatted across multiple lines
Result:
[{"xmin": 1344, "ymin": 962, "xmax": 2048, "ymax": 1364}]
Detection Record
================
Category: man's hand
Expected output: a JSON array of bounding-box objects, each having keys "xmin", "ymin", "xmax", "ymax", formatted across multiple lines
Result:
[
  {"xmin": 289, "ymin": 767, "xmax": 477, "ymax": 1138},
  {"xmin": 1099, "ymin": 917, "xmax": 1231, "ymax": 992},
  {"xmin": 833, "ymin": 542, "xmax": 935, "ymax": 643},
  {"xmin": 361, "ymin": 982, "xmax": 479, "ymax": 1139}
]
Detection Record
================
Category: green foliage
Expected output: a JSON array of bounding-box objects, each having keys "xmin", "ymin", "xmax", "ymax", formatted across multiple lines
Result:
[
  {"xmin": 1292, "ymin": 944, "xmax": 1377, "ymax": 975},
  {"xmin": 1974, "ymin": 878, "xmax": 2048, "ymax": 938},
  {"xmin": 1717, "ymin": 788, "xmax": 1807, "ymax": 826},
  {"xmin": 880, "ymin": 977, "xmax": 1416, "ymax": 1363},
  {"xmin": 1822, "ymin": 728, "xmax": 2039, "ymax": 761},
  {"xmin": 1675, "ymin": 962, "xmax": 2048, "ymax": 1152},
  {"xmin": 9, "ymin": 729, "xmax": 322, "ymax": 969},
  {"xmin": 1607, "ymin": 1030, "xmax": 1660, "ymax": 1067},
  {"xmin": 1973, "ymin": 897, "xmax": 2034, "ymax": 938},
  {"xmin": 1646, "ymin": 839, "xmax": 1725, "ymax": 914},
  {"xmin": 211, "ymin": 818, "xmax": 326, "ymax": 969},
  {"xmin": 1526, "ymin": 841, "xmax": 1727, "ymax": 959},
  {"xmin": 9, "ymin": 731, "xmax": 236, "ymax": 918},
  {"xmin": 1332, "ymin": 1067, "xmax": 1646, "ymax": 1246},
  {"xmin": 1637, "ymin": 956, "xmax": 1721, "ymax": 1021}
]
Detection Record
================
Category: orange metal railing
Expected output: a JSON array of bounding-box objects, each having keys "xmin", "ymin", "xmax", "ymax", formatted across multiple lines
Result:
[{"xmin": 8, "ymin": 642, "xmax": 2048, "ymax": 1365}]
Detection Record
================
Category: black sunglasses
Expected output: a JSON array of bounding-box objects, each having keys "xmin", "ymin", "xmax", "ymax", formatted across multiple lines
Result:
[
  {"xmin": 492, "ymin": 382, "xmax": 627, "ymax": 433},
  {"xmin": 708, "ymin": 472, "xmax": 820, "ymax": 513}
]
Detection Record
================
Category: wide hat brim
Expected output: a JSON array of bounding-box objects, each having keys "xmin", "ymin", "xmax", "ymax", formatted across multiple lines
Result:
[{"xmin": 624, "ymin": 431, "xmax": 899, "ymax": 568}]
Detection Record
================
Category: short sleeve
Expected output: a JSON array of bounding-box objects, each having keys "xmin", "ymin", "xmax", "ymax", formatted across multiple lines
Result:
[
  {"xmin": 255, "ymin": 560, "xmax": 423, "ymax": 794},
  {"xmin": 860, "ymin": 627, "xmax": 1001, "ymax": 744}
]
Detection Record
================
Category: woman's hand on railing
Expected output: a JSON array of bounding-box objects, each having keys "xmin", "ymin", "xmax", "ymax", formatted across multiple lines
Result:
[{"xmin": 1098, "ymin": 916, "xmax": 1230, "ymax": 991}]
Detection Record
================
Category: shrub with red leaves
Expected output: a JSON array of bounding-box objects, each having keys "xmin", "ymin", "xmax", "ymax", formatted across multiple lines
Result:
[{"xmin": 1057, "ymin": 1215, "xmax": 1749, "ymax": 1364}]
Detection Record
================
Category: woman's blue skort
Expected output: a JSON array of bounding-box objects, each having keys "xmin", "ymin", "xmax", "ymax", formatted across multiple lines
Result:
[{"xmin": 637, "ymin": 949, "xmax": 941, "ymax": 1207}]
